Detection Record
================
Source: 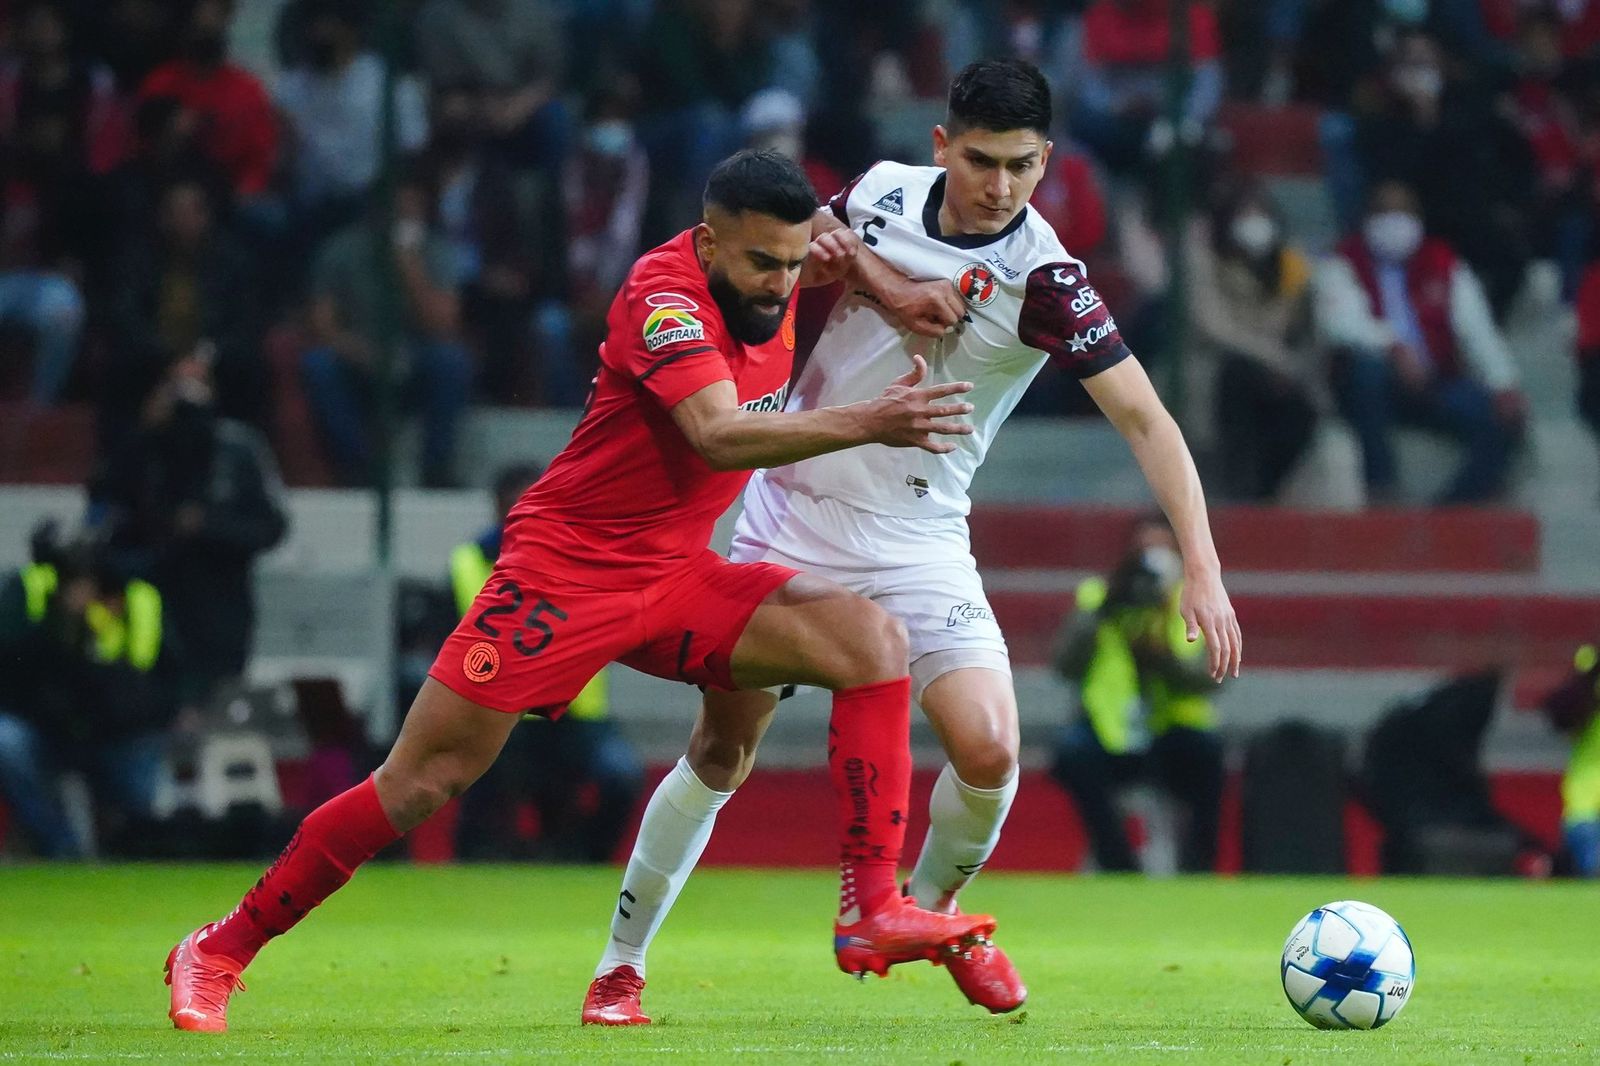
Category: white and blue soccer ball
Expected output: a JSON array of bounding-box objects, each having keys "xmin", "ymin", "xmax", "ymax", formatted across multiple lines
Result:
[{"xmin": 1280, "ymin": 900, "xmax": 1415, "ymax": 1030}]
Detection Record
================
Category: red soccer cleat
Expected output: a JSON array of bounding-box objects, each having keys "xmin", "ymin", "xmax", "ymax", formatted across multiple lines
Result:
[
  {"xmin": 945, "ymin": 936, "xmax": 1028, "ymax": 1014},
  {"xmin": 833, "ymin": 895, "xmax": 996, "ymax": 978},
  {"xmin": 582, "ymin": 965, "xmax": 651, "ymax": 1025},
  {"xmin": 165, "ymin": 926, "xmax": 246, "ymax": 1033}
]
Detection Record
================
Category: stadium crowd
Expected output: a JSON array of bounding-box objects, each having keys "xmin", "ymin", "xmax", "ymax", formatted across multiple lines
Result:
[{"xmin": 0, "ymin": 0, "xmax": 1596, "ymax": 498}]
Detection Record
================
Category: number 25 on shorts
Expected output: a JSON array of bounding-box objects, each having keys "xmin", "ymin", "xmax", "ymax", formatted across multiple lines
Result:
[{"xmin": 471, "ymin": 580, "xmax": 568, "ymax": 657}]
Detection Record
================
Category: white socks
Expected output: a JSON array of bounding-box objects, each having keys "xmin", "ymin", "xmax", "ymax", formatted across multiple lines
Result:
[
  {"xmin": 907, "ymin": 763, "xmax": 1018, "ymax": 910},
  {"xmin": 596, "ymin": 757, "xmax": 733, "ymax": 979}
]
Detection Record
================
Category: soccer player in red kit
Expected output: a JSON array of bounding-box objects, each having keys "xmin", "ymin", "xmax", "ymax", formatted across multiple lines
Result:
[{"xmin": 163, "ymin": 150, "xmax": 997, "ymax": 1033}]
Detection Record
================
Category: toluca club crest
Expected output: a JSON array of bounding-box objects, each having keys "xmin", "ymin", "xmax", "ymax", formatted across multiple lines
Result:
[{"xmin": 955, "ymin": 262, "xmax": 999, "ymax": 307}]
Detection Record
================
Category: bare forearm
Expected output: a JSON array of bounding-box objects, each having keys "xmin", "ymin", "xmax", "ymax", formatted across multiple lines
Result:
[
  {"xmin": 1124, "ymin": 409, "xmax": 1221, "ymax": 575},
  {"xmin": 699, "ymin": 405, "xmax": 871, "ymax": 471}
]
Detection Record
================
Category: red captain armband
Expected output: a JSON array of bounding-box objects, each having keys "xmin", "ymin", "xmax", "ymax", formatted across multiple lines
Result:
[{"xmin": 1017, "ymin": 262, "xmax": 1132, "ymax": 380}]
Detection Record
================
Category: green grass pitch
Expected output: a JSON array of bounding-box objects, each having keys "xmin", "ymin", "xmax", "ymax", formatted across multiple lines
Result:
[{"xmin": 1, "ymin": 864, "xmax": 1594, "ymax": 1064}]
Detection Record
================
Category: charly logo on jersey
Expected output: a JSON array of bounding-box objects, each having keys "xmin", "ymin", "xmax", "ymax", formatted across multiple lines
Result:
[
  {"xmin": 1052, "ymin": 267, "xmax": 1079, "ymax": 286},
  {"xmin": 741, "ymin": 382, "xmax": 790, "ymax": 413},
  {"xmin": 946, "ymin": 602, "xmax": 995, "ymax": 628},
  {"xmin": 955, "ymin": 262, "xmax": 1000, "ymax": 307},
  {"xmin": 1067, "ymin": 317, "xmax": 1119, "ymax": 352},
  {"xmin": 905, "ymin": 474, "xmax": 930, "ymax": 498},
  {"xmin": 871, "ymin": 187, "xmax": 905, "ymax": 215},
  {"xmin": 642, "ymin": 292, "xmax": 705, "ymax": 352}
]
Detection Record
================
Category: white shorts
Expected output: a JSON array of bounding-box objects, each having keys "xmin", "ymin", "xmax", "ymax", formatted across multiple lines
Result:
[{"xmin": 732, "ymin": 472, "xmax": 1011, "ymax": 702}]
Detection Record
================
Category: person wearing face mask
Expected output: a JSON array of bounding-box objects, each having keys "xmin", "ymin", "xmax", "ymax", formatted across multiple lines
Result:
[
  {"xmin": 1051, "ymin": 514, "xmax": 1225, "ymax": 874},
  {"xmin": 1315, "ymin": 180, "xmax": 1527, "ymax": 504},
  {"xmin": 1186, "ymin": 180, "xmax": 1320, "ymax": 501},
  {"xmin": 89, "ymin": 345, "xmax": 287, "ymax": 706},
  {"xmin": 274, "ymin": 1, "xmax": 427, "ymax": 228},
  {"xmin": 138, "ymin": 0, "xmax": 279, "ymax": 201}
]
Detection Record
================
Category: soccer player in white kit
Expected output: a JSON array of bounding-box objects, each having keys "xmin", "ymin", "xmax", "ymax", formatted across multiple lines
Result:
[{"xmin": 584, "ymin": 59, "xmax": 1242, "ymax": 1024}]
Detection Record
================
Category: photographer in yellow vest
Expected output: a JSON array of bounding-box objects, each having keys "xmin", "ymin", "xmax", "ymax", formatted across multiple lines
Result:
[
  {"xmin": 0, "ymin": 523, "xmax": 180, "ymax": 857},
  {"xmin": 1543, "ymin": 643, "xmax": 1600, "ymax": 877},
  {"xmin": 1051, "ymin": 514, "xmax": 1225, "ymax": 872},
  {"xmin": 450, "ymin": 464, "xmax": 643, "ymax": 861}
]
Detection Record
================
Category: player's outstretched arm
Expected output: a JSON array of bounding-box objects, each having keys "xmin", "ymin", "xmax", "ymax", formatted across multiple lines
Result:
[
  {"xmin": 808, "ymin": 208, "xmax": 966, "ymax": 337},
  {"xmin": 670, "ymin": 354, "xmax": 974, "ymax": 471},
  {"xmin": 1081, "ymin": 357, "xmax": 1242, "ymax": 681}
]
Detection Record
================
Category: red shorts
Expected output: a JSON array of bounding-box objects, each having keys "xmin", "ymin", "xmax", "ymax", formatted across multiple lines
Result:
[{"xmin": 428, "ymin": 549, "xmax": 798, "ymax": 717}]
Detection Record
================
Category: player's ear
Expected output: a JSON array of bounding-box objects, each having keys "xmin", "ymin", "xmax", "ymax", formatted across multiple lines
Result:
[
  {"xmin": 1040, "ymin": 139, "xmax": 1053, "ymax": 171},
  {"xmin": 694, "ymin": 220, "xmax": 716, "ymax": 269},
  {"xmin": 932, "ymin": 125, "xmax": 950, "ymax": 166}
]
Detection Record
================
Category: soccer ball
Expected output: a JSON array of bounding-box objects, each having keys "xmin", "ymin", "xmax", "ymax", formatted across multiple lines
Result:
[{"xmin": 1280, "ymin": 900, "xmax": 1415, "ymax": 1030}]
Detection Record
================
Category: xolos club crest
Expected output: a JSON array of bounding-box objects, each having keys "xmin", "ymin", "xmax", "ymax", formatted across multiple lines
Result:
[{"xmin": 955, "ymin": 262, "xmax": 1000, "ymax": 308}]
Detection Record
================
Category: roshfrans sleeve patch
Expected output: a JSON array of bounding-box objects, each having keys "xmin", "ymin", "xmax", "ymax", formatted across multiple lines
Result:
[{"xmin": 642, "ymin": 292, "xmax": 706, "ymax": 352}]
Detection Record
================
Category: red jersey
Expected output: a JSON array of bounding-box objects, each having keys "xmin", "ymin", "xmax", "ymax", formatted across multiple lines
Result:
[{"xmin": 503, "ymin": 230, "xmax": 798, "ymax": 588}]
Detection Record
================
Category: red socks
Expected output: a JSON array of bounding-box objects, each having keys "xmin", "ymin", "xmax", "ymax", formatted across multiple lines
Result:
[
  {"xmin": 828, "ymin": 676, "xmax": 912, "ymax": 921},
  {"xmin": 200, "ymin": 775, "xmax": 399, "ymax": 967}
]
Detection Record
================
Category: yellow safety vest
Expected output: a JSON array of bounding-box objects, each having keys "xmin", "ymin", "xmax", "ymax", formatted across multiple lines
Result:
[
  {"xmin": 1561, "ymin": 644, "xmax": 1600, "ymax": 825},
  {"xmin": 1073, "ymin": 576, "xmax": 1214, "ymax": 755},
  {"xmin": 450, "ymin": 541, "xmax": 608, "ymax": 720},
  {"xmin": 19, "ymin": 563, "xmax": 162, "ymax": 672}
]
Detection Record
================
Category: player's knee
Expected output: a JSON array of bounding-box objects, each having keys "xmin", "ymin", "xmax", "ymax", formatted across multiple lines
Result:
[
  {"xmin": 376, "ymin": 756, "xmax": 480, "ymax": 828},
  {"xmin": 686, "ymin": 736, "xmax": 753, "ymax": 791},
  {"xmin": 952, "ymin": 736, "xmax": 1019, "ymax": 791}
]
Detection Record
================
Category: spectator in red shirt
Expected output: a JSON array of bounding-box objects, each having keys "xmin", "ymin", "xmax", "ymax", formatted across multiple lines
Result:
[
  {"xmin": 1073, "ymin": 0, "xmax": 1223, "ymax": 173},
  {"xmin": 137, "ymin": 0, "xmax": 278, "ymax": 201},
  {"xmin": 1028, "ymin": 143, "xmax": 1109, "ymax": 260}
]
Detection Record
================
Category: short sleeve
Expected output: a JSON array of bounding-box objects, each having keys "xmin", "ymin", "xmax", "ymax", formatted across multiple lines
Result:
[
  {"xmin": 827, "ymin": 161, "xmax": 881, "ymax": 226},
  {"xmin": 615, "ymin": 285, "xmax": 733, "ymax": 408},
  {"xmin": 1017, "ymin": 262, "xmax": 1132, "ymax": 379}
]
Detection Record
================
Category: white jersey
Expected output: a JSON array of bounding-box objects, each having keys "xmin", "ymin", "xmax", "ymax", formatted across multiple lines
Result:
[{"xmin": 766, "ymin": 161, "xmax": 1130, "ymax": 518}]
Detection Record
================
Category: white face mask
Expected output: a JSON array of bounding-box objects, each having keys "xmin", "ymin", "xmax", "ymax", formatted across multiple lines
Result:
[
  {"xmin": 1364, "ymin": 211, "xmax": 1424, "ymax": 262},
  {"xmin": 1141, "ymin": 545, "xmax": 1182, "ymax": 587},
  {"xmin": 1229, "ymin": 212, "xmax": 1278, "ymax": 258}
]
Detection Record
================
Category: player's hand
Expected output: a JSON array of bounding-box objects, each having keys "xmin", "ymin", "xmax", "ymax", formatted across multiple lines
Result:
[
  {"xmin": 863, "ymin": 354, "xmax": 975, "ymax": 454},
  {"xmin": 885, "ymin": 277, "xmax": 968, "ymax": 338},
  {"xmin": 801, "ymin": 227, "xmax": 860, "ymax": 287},
  {"xmin": 1179, "ymin": 566, "xmax": 1242, "ymax": 682}
]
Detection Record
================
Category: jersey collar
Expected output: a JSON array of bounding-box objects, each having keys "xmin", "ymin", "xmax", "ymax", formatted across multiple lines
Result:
[{"xmin": 921, "ymin": 172, "xmax": 1029, "ymax": 249}]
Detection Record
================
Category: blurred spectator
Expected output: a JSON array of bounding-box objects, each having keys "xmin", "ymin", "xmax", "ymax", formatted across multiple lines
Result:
[
  {"xmin": 276, "ymin": 0, "xmax": 428, "ymax": 225},
  {"xmin": 450, "ymin": 464, "xmax": 644, "ymax": 862},
  {"xmin": 89, "ymin": 0, "xmax": 183, "ymax": 93},
  {"xmin": 0, "ymin": 523, "xmax": 179, "ymax": 857},
  {"xmin": 1503, "ymin": 16, "xmax": 1593, "ymax": 302},
  {"xmin": 416, "ymin": 84, "xmax": 536, "ymax": 402},
  {"xmin": 1473, "ymin": 0, "xmax": 1600, "ymax": 62},
  {"xmin": 1316, "ymin": 180, "xmax": 1526, "ymax": 504},
  {"xmin": 91, "ymin": 348, "xmax": 287, "ymax": 701},
  {"xmin": 637, "ymin": 0, "xmax": 775, "ymax": 230},
  {"xmin": 1541, "ymin": 643, "xmax": 1600, "ymax": 877},
  {"xmin": 106, "ymin": 174, "xmax": 264, "ymax": 430},
  {"xmin": 0, "ymin": 1, "xmax": 130, "ymax": 175},
  {"xmin": 138, "ymin": 0, "xmax": 279, "ymax": 201},
  {"xmin": 1051, "ymin": 515, "xmax": 1223, "ymax": 874},
  {"xmin": 1073, "ymin": 0, "xmax": 1224, "ymax": 173},
  {"xmin": 414, "ymin": 0, "xmax": 570, "ymax": 174},
  {"xmin": 301, "ymin": 174, "xmax": 472, "ymax": 487},
  {"xmin": 740, "ymin": 87, "xmax": 845, "ymax": 197},
  {"xmin": 0, "ymin": 8, "xmax": 102, "ymax": 403},
  {"xmin": 274, "ymin": 0, "xmax": 427, "ymax": 231},
  {"xmin": 563, "ymin": 88, "xmax": 651, "ymax": 384},
  {"xmin": 1029, "ymin": 138, "xmax": 1111, "ymax": 261},
  {"xmin": 1353, "ymin": 30, "xmax": 1532, "ymax": 316},
  {"xmin": 1187, "ymin": 179, "xmax": 1320, "ymax": 501},
  {"xmin": 1577, "ymin": 258, "xmax": 1600, "ymax": 477}
]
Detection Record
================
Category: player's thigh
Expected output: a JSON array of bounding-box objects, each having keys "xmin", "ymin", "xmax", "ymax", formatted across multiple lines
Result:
[
  {"xmin": 919, "ymin": 666, "xmax": 1020, "ymax": 788},
  {"xmin": 726, "ymin": 571, "xmax": 907, "ymax": 691}
]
